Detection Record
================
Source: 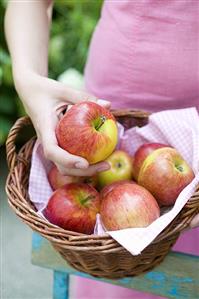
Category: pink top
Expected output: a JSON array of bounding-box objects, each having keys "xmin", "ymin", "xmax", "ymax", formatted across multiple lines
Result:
[
  {"xmin": 72, "ymin": 1, "xmax": 199, "ymax": 298},
  {"xmin": 85, "ymin": 0, "xmax": 199, "ymax": 112}
]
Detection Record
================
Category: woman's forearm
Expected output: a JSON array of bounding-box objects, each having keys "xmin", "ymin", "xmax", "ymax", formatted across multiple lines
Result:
[
  {"xmin": 4, "ymin": 0, "xmax": 112, "ymax": 174},
  {"xmin": 4, "ymin": 0, "xmax": 53, "ymax": 86}
]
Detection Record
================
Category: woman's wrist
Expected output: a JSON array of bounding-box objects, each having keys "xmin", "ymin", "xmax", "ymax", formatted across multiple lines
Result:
[
  {"xmin": 13, "ymin": 68, "xmax": 44, "ymax": 99},
  {"xmin": 13, "ymin": 66, "xmax": 34, "ymax": 86}
]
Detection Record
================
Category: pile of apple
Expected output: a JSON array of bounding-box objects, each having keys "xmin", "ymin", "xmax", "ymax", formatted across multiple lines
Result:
[{"xmin": 43, "ymin": 102, "xmax": 195, "ymax": 234}]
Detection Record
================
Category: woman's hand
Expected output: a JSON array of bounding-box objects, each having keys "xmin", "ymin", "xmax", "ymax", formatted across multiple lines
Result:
[
  {"xmin": 5, "ymin": 1, "xmax": 110, "ymax": 176},
  {"xmin": 16, "ymin": 71, "xmax": 111, "ymax": 176}
]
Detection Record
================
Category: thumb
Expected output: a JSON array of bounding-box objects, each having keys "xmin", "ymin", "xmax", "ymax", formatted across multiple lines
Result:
[{"xmin": 39, "ymin": 111, "xmax": 89, "ymax": 169}]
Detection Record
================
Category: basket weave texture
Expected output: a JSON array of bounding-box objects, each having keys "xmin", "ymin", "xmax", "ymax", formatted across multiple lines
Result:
[{"xmin": 5, "ymin": 111, "xmax": 199, "ymax": 279}]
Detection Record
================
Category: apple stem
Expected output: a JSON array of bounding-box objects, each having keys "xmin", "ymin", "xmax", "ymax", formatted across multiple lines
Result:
[
  {"xmin": 80, "ymin": 195, "xmax": 95, "ymax": 205},
  {"xmin": 176, "ymin": 165, "xmax": 184, "ymax": 172},
  {"xmin": 95, "ymin": 115, "xmax": 106, "ymax": 131},
  {"xmin": 116, "ymin": 162, "xmax": 122, "ymax": 168}
]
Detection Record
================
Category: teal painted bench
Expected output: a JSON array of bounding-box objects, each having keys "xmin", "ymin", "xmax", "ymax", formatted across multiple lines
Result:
[{"xmin": 31, "ymin": 232, "xmax": 199, "ymax": 299}]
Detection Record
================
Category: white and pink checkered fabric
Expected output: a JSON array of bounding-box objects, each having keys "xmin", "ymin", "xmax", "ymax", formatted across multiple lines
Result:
[{"xmin": 29, "ymin": 107, "xmax": 199, "ymax": 255}]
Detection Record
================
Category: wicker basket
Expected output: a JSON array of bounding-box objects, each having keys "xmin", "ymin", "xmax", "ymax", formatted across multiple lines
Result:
[{"xmin": 5, "ymin": 111, "xmax": 199, "ymax": 279}]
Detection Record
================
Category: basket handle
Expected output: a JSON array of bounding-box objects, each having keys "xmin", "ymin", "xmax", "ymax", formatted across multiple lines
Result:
[{"xmin": 6, "ymin": 116, "xmax": 33, "ymax": 171}]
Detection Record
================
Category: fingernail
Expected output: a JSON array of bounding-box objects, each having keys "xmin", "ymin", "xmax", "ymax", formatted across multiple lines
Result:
[
  {"xmin": 97, "ymin": 163, "xmax": 110, "ymax": 172},
  {"xmin": 75, "ymin": 162, "xmax": 88, "ymax": 169},
  {"xmin": 97, "ymin": 99, "xmax": 111, "ymax": 107}
]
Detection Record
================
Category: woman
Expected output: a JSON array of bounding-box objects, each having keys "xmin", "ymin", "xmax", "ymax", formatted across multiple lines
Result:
[{"xmin": 5, "ymin": 1, "xmax": 199, "ymax": 298}]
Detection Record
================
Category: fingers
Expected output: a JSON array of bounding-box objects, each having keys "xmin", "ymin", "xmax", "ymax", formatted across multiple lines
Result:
[
  {"xmin": 59, "ymin": 84, "xmax": 111, "ymax": 109},
  {"xmin": 44, "ymin": 145, "xmax": 89, "ymax": 169},
  {"xmin": 40, "ymin": 112, "xmax": 89, "ymax": 169},
  {"xmin": 97, "ymin": 99, "xmax": 111, "ymax": 109},
  {"xmin": 56, "ymin": 161, "xmax": 110, "ymax": 177},
  {"xmin": 190, "ymin": 214, "xmax": 199, "ymax": 228},
  {"xmin": 86, "ymin": 95, "xmax": 111, "ymax": 109}
]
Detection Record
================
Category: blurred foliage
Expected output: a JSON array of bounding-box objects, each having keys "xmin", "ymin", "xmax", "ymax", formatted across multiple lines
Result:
[{"xmin": 0, "ymin": 0, "xmax": 102, "ymax": 145}]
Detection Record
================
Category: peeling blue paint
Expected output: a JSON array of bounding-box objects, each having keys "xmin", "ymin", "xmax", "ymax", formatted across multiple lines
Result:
[
  {"xmin": 181, "ymin": 277, "xmax": 193, "ymax": 283},
  {"xmin": 53, "ymin": 271, "xmax": 69, "ymax": 299},
  {"xmin": 168, "ymin": 286, "xmax": 178, "ymax": 296},
  {"xmin": 117, "ymin": 277, "xmax": 132, "ymax": 284},
  {"xmin": 167, "ymin": 286, "xmax": 189, "ymax": 298},
  {"xmin": 32, "ymin": 232, "xmax": 43, "ymax": 250},
  {"xmin": 145, "ymin": 272, "xmax": 166, "ymax": 282},
  {"xmin": 173, "ymin": 276, "xmax": 193, "ymax": 283},
  {"xmin": 146, "ymin": 271, "xmax": 193, "ymax": 284}
]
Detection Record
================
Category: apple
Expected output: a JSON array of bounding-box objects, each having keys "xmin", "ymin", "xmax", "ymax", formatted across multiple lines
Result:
[
  {"xmin": 48, "ymin": 164, "xmax": 97, "ymax": 190},
  {"xmin": 56, "ymin": 101, "xmax": 118, "ymax": 164},
  {"xmin": 43, "ymin": 183, "xmax": 100, "ymax": 234},
  {"xmin": 100, "ymin": 180, "xmax": 135, "ymax": 198},
  {"xmin": 133, "ymin": 143, "xmax": 169, "ymax": 181},
  {"xmin": 48, "ymin": 164, "xmax": 79, "ymax": 190},
  {"xmin": 138, "ymin": 147, "xmax": 195, "ymax": 206},
  {"xmin": 97, "ymin": 150, "xmax": 133, "ymax": 189},
  {"xmin": 100, "ymin": 181, "xmax": 160, "ymax": 230}
]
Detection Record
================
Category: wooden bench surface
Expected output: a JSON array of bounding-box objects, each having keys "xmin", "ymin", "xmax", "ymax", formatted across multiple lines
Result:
[{"xmin": 31, "ymin": 232, "xmax": 199, "ymax": 299}]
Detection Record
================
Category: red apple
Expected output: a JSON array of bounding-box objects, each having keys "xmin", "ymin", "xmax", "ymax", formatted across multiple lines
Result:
[
  {"xmin": 100, "ymin": 181, "xmax": 160, "ymax": 230},
  {"xmin": 100, "ymin": 180, "xmax": 135, "ymax": 198},
  {"xmin": 97, "ymin": 150, "xmax": 133, "ymax": 189},
  {"xmin": 133, "ymin": 143, "xmax": 169, "ymax": 181},
  {"xmin": 56, "ymin": 101, "xmax": 118, "ymax": 164},
  {"xmin": 48, "ymin": 165, "xmax": 79, "ymax": 190},
  {"xmin": 138, "ymin": 147, "xmax": 195, "ymax": 206},
  {"xmin": 48, "ymin": 164, "xmax": 97, "ymax": 190},
  {"xmin": 43, "ymin": 183, "xmax": 100, "ymax": 234}
]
